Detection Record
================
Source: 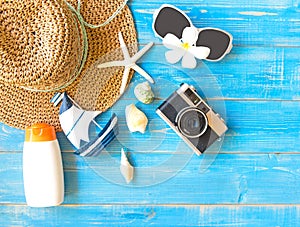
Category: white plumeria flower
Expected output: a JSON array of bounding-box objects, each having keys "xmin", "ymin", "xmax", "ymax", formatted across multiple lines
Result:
[{"xmin": 163, "ymin": 26, "xmax": 211, "ymax": 69}]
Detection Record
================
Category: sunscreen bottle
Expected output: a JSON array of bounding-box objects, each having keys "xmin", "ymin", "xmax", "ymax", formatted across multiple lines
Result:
[{"xmin": 23, "ymin": 123, "xmax": 64, "ymax": 207}]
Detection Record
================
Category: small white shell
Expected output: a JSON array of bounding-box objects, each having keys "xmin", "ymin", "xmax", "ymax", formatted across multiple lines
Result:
[
  {"xmin": 120, "ymin": 148, "xmax": 134, "ymax": 184},
  {"xmin": 125, "ymin": 104, "xmax": 148, "ymax": 133},
  {"xmin": 134, "ymin": 82, "xmax": 154, "ymax": 104}
]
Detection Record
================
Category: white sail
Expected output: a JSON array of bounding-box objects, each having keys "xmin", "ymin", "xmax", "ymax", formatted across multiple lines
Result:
[
  {"xmin": 59, "ymin": 105, "xmax": 101, "ymax": 149},
  {"xmin": 79, "ymin": 116, "xmax": 118, "ymax": 156}
]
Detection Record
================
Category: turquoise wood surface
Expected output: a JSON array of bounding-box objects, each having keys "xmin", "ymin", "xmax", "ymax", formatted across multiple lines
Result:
[{"xmin": 1, "ymin": 0, "xmax": 300, "ymax": 226}]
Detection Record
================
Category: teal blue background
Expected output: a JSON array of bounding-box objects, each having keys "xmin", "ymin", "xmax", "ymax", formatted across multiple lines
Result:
[{"xmin": 1, "ymin": 0, "xmax": 300, "ymax": 226}]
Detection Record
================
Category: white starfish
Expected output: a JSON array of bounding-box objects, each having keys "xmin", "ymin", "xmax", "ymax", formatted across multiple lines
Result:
[{"xmin": 97, "ymin": 32, "xmax": 154, "ymax": 94}]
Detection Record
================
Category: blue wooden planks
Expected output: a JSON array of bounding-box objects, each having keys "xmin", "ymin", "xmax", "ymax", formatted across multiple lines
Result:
[
  {"xmin": 1, "ymin": 100, "xmax": 299, "ymax": 153},
  {"xmin": 2, "ymin": 152, "xmax": 300, "ymax": 205},
  {"xmin": 1, "ymin": 0, "xmax": 300, "ymax": 226},
  {"xmin": 1, "ymin": 205, "xmax": 300, "ymax": 226},
  {"xmin": 130, "ymin": 2, "xmax": 300, "ymax": 46}
]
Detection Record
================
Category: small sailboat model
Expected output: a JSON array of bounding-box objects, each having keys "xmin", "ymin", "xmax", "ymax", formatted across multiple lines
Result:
[{"xmin": 51, "ymin": 92, "xmax": 118, "ymax": 157}]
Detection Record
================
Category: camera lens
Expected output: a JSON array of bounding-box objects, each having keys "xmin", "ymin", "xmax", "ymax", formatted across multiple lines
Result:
[{"xmin": 176, "ymin": 107, "xmax": 208, "ymax": 138}]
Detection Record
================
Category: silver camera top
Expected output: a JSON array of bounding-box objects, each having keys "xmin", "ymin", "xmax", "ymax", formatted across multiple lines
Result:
[{"xmin": 176, "ymin": 83, "xmax": 206, "ymax": 107}]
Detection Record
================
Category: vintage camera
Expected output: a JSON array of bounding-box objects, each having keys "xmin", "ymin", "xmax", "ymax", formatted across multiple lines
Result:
[{"xmin": 156, "ymin": 83, "xmax": 228, "ymax": 155}]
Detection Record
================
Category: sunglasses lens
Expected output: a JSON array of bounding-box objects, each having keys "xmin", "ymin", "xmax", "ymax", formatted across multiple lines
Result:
[
  {"xmin": 196, "ymin": 29, "xmax": 231, "ymax": 60},
  {"xmin": 154, "ymin": 7, "xmax": 191, "ymax": 39}
]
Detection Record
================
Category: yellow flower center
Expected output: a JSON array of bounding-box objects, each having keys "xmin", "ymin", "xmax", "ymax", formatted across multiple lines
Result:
[{"xmin": 181, "ymin": 42, "xmax": 190, "ymax": 50}]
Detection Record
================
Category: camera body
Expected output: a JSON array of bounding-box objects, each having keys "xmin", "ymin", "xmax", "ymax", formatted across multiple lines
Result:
[{"xmin": 156, "ymin": 83, "xmax": 227, "ymax": 155}]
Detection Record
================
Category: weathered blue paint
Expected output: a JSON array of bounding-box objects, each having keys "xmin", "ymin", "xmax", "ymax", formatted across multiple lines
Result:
[
  {"xmin": 1, "ymin": 100, "xmax": 299, "ymax": 153},
  {"xmin": 1, "ymin": 0, "xmax": 300, "ymax": 226},
  {"xmin": 1, "ymin": 205, "xmax": 300, "ymax": 226},
  {"xmin": 1, "ymin": 152, "xmax": 300, "ymax": 205}
]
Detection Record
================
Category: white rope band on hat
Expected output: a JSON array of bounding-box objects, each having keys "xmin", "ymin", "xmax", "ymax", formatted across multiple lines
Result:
[{"xmin": 21, "ymin": 0, "xmax": 128, "ymax": 92}]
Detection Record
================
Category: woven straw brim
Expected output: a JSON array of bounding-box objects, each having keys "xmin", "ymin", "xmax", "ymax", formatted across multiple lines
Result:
[{"xmin": 0, "ymin": 0, "xmax": 137, "ymax": 131}]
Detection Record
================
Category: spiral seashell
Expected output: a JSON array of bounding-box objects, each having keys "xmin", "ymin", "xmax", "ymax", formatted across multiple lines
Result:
[
  {"xmin": 134, "ymin": 82, "xmax": 154, "ymax": 104},
  {"xmin": 120, "ymin": 148, "xmax": 134, "ymax": 184},
  {"xmin": 125, "ymin": 104, "xmax": 148, "ymax": 133}
]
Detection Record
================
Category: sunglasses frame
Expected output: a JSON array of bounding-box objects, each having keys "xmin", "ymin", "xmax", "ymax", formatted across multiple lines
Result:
[
  {"xmin": 152, "ymin": 4, "xmax": 233, "ymax": 62},
  {"xmin": 152, "ymin": 4, "xmax": 193, "ymax": 39},
  {"xmin": 197, "ymin": 27, "xmax": 233, "ymax": 62}
]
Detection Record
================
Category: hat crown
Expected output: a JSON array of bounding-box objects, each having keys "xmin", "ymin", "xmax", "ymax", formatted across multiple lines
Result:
[
  {"xmin": 0, "ymin": 0, "xmax": 138, "ymax": 131},
  {"xmin": 0, "ymin": 0, "xmax": 83, "ymax": 91}
]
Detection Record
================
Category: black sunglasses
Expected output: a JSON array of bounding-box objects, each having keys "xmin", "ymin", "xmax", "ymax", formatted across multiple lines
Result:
[{"xmin": 153, "ymin": 5, "xmax": 233, "ymax": 61}]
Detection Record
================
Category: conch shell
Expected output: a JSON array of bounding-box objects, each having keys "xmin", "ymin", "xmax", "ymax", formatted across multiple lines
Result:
[
  {"xmin": 125, "ymin": 104, "xmax": 148, "ymax": 133},
  {"xmin": 120, "ymin": 148, "xmax": 134, "ymax": 184},
  {"xmin": 134, "ymin": 82, "xmax": 154, "ymax": 104}
]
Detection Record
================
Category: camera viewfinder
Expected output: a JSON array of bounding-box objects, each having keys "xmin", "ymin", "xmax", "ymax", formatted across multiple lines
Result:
[{"xmin": 184, "ymin": 88, "xmax": 200, "ymax": 105}]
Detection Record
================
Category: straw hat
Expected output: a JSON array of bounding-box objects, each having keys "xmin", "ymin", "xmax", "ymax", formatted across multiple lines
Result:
[{"xmin": 0, "ymin": 0, "xmax": 137, "ymax": 131}]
